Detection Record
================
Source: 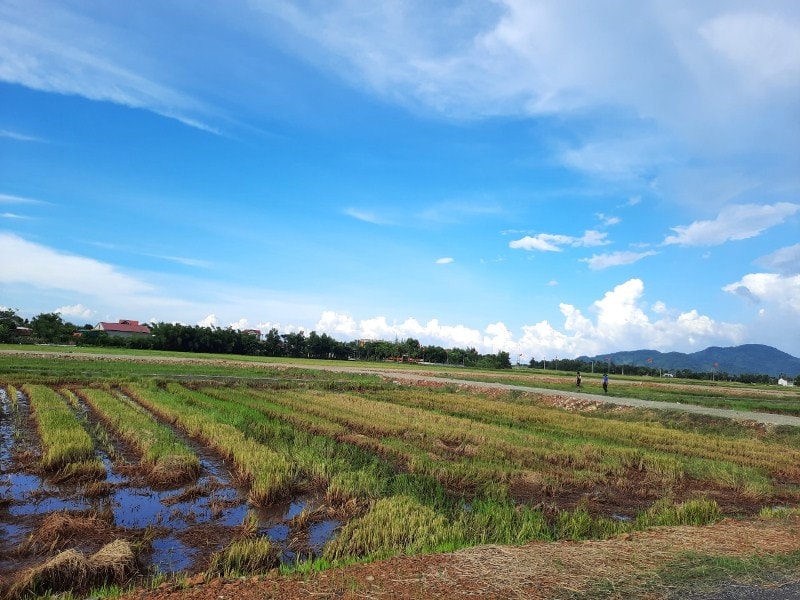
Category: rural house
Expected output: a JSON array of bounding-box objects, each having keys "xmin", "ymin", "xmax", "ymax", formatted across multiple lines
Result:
[{"xmin": 94, "ymin": 319, "xmax": 151, "ymax": 338}]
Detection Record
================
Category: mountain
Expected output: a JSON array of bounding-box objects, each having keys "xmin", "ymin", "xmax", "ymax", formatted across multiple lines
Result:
[{"xmin": 577, "ymin": 344, "xmax": 800, "ymax": 377}]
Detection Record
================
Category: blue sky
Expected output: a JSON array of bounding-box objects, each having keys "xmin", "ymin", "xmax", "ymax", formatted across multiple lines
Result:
[{"xmin": 2, "ymin": 0, "xmax": 799, "ymax": 360}]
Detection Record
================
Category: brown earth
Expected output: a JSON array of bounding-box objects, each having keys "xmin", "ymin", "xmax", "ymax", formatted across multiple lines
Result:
[{"xmin": 122, "ymin": 516, "xmax": 800, "ymax": 600}]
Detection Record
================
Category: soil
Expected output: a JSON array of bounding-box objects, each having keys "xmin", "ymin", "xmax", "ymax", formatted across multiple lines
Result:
[{"xmin": 122, "ymin": 516, "xmax": 800, "ymax": 600}]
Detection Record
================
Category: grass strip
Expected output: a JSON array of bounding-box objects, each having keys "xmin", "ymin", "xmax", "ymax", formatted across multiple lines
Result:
[
  {"xmin": 23, "ymin": 384, "xmax": 103, "ymax": 478},
  {"xmin": 125, "ymin": 382, "xmax": 295, "ymax": 504},
  {"xmin": 76, "ymin": 387, "xmax": 199, "ymax": 485}
]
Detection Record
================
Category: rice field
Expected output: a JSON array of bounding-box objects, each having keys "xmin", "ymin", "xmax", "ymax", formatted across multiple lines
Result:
[{"xmin": 1, "ymin": 352, "xmax": 799, "ymax": 597}]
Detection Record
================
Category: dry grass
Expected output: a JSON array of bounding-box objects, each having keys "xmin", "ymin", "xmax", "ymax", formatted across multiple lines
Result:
[
  {"xmin": 18, "ymin": 510, "xmax": 115, "ymax": 555},
  {"xmin": 8, "ymin": 540, "xmax": 138, "ymax": 600}
]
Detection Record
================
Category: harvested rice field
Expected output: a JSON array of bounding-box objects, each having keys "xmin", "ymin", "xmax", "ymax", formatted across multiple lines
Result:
[{"xmin": 1, "ymin": 350, "xmax": 799, "ymax": 599}]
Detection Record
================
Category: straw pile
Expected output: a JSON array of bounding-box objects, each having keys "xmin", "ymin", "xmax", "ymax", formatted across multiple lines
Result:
[{"xmin": 8, "ymin": 540, "xmax": 138, "ymax": 600}]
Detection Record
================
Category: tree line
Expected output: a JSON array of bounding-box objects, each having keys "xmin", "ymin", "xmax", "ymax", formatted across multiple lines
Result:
[
  {"xmin": 1, "ymin": 308, "xmax": 794, "ymax": 382},
  {"xmin": 530, "ymin": 356, "xmax": 781, "ymax": 385},
  {"xmin": 0, "ymin": 309, "xmax": 512, "ymax": 369}
]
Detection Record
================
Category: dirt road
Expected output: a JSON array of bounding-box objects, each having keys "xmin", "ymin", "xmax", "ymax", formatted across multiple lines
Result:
[{"xmin": 3, "ymin": 349, "xmax": 798, "ymax": 427}]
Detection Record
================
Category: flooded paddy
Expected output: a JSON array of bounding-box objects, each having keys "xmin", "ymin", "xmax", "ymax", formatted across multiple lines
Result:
[{"xmin": 0, "ymin": 386, "xmax": 341, "ymax": 593}]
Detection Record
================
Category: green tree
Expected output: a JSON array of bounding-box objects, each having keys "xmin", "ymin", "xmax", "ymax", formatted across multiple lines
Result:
[
  {"xmin": 0, "ymin": 308, "xmax": 25, "ymax": 343},
  {"xmin": 30, "ymin": 312, "xmax": 74, "ymax": 343}
]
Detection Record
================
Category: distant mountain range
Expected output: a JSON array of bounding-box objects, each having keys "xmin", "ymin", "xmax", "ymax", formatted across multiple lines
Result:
[{"xmin": 578, "ymin": 344, "xmax": 800, "ymax": 377}]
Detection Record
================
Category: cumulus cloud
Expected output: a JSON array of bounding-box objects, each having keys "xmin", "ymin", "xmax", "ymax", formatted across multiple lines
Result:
[
  {"xmin": 197, "ymin": 314, "xmax": 218, "ymax": 328},
  {"xmin": 312, "ymin": 278, "xmax": 744, "ymax": 358},
  {"xmin": 723, "ymin": 273, "xmax": 800, "ymax": 313},
  {"xmin": 581, "ymin": 250, "xmax": 657, "ymax": 270},
  {"xmin": 509, "ymin": 230, "xmax": 609, "ymax": 252},
  {"xmin": 55, "ymin": 303, "xmax": 94, "ymax": 320},
  {"xmin": 663, "ymin": 203, "xmax": 800, "ymax": 246},
  {"xmin": 229, "ymin": 318, "xmax": 249, "ymax": 330}
]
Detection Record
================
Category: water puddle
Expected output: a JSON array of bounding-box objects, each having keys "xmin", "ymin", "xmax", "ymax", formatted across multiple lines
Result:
[{"xmin": 0, "ymin": 385, "xmax": 343, "ymax": 581}]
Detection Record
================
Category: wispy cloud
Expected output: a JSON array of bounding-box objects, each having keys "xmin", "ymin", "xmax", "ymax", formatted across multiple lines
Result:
[
  {"xmin": 581, "ymin": 250, "xmax": 658, "ymax": 270},
  {"xmin": 700, "ymin": 12, "xmax": 800, "ymax": 90},
  {"xmin": 1, "ymin": 212, "xmax": 31, "ymax": 219},
  {"xmin": 159, "ymin": 255, "xmax": 214, "ymax": 269},
  {"xmin": 0, "ymin": 193, "xmax": 46, "ymax": 204},
  {"xmin": 663, "ymin": 203, "xmax": 800, "ymax": 246},
  {"xmin": 0, "ymin": 232, "xmax": 154, "ymax": 296},
  {"xmin": 509, "ymin": 230, "xmax": 609, "ymax": 252},
  {"xmin": 416, "ymin": 201, "xmax": 504, "ymax": 224},
  {"xmin": 436, "ymin": 257, "xmax": 454, "ymax": 264},
  {"xmin": 343, "ymin": 207, "xmax": 392, "ymax": 225},
  {"xmin": 755, "ymin": 244, "xmax": 800, "ymax": 276},
  {"xmin": 0, "ymin": 129, "xmax": 47, "ymax": 142},
  {"xmin": 0, "ymin": 3, "xmax": 219, "ymax": 134}
]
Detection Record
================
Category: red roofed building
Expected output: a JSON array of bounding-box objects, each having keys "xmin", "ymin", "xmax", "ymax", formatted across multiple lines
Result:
[{"xmin": 95, "ymin": 319, "xmax": 151, "ymax": 337}]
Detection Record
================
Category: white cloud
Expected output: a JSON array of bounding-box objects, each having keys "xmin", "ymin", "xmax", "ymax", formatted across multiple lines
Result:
[
  {"xmin": 343, "ymin": 208, "xmax": 391, "ymax": 225},
  {"xmin": 0, "ymin": 232, "xmax": 154, "ymax": 297},
  {"xmin": 197, "ymin": 314, "xmax": 218, "ymax": 328},
  {"xmin": 581, "ymin": 250, "xmax": 657, "ymax": 270},
  {"xmin": 700, "ymin": 12, "xmax": 800, "ymax": 90},
  {"xmin": 755, "ymin": 244, "xmax": 800, "ymax": 276},
  {"xmin": 1, "ymin": 213, "xmax": 29, "ymax": 220},
  {"xmin": 0, "ymin": 128, "xmax": 47, "ymax": 142},
  {"xmin": 663, "ymin": 203, "xmax": 800, "ymax": 246},
  {"xmin": 509, "ymin": 230, "xmax": 609, "ymax": 252},
  {"xmin": 159, "ymin": 255, "xmax": 213, "ymax": 268},
  {"xmin": 416, "ymin": 201, "xmax": 504, "ymax": 224},
  {"xmin": 436, "ymin": 257, "xmax": 454, "ymax": 264},
  {"xmin": 0, "ymin": 2, "xmax": 218, "ymax": 133},
  {"xmin": 723, "ymin": 273, "xmax": 800, "ymax": 314},
  {"xmin": 315, "ymin": 311, "xmax": 358, "ymax": 338},
  {"xmin": 229, "ymin": 318, "xmax": 249, "ymax": 330},
  {"xmin": 312, "ymin": 278, "xmax": 745, "ymax": 358},
  {"xmin": 0, "ymin": 193, "xmax": 45, "ymax": 204},
  {"xmin": 596, "ymin": 213, "xmax": 620, "ymax": 226},
  {"xmin": 55, "ymin": 303, "xmax": 94, "ymax": 320}
]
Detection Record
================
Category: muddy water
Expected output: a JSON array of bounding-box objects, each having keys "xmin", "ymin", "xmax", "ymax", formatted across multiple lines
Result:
[{"xmin": 0, "ymin": 386, "xmax": 341, "ymax": 579}]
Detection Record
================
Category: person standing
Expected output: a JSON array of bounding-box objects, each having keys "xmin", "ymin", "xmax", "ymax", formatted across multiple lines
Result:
[
  {"xmin": 602, "ymin": 373, "xmax": 609, "ymax": 394},
  {"xmin": 576, "ymin": 371, "xmax": 582, "ymax": 389}
]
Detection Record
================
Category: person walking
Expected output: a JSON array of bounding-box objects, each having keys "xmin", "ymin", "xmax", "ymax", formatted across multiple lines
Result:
[
  {"xmin": 576, "ymin": 371, "xmax": 582, "ymax": 389},
  {"xmin": 602, "ymin": 373, "xmax": 609, "ymax": 394}
]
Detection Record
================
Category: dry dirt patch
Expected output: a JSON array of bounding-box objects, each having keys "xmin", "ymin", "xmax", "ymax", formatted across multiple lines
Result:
[{"xmin": 124, "ymin": 516, "xmax": 800, "ymax": 600}]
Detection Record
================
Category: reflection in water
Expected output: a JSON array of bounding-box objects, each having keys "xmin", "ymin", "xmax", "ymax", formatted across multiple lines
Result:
[{"xmin": 0, "ymin": 386, "xmax": 341, "ymax": 575}]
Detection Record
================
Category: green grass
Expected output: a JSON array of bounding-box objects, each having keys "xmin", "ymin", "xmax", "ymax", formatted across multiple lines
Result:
[
  {"xmin": 23, "ymin": 384, "xmax": 104, "ymax": 477},
  {"xmin": 76, "ymin": 387, "xmax": 199, "ymax": 485},
  {"xmin": 206, "ymin": 538, "xmax": 276, "ymax": 577}
]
